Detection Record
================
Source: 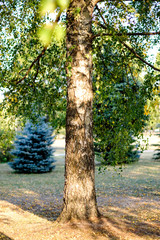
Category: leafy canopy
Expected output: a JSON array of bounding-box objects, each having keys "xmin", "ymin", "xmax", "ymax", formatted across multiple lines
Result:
[{"xmin": 0, "ymin": 1, "xmax": 160, "ymax": 166}]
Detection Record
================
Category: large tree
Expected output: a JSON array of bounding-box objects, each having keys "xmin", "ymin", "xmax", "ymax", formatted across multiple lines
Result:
[{"xmin": 0, "ymin": 0, "xmax": 160, "ymax": 222}]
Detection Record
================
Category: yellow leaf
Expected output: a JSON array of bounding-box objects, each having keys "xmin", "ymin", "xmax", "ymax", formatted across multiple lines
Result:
[
  {"xmin": 38, "ymin": 23, "xmax": 53, "ymax": 46},
  {"xmin": 40, "ymin": 0, "xmax": 56, "ymax": 15},
  {"xmin": 56, "ymin": 0, "xmax": 69, "ymax": 10},
  {"xmin": 53, "ymin": 24, "xmax": 66, "ymax": 42},
  {"xmin": 135, "ymin": 13, "xmax": 140, "ymax": 18}
]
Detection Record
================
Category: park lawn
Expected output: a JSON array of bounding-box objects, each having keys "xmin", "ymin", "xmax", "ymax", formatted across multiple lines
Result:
[{"xmin": 0, "ymin": 151, "xmax": 160, "ymax": 240}]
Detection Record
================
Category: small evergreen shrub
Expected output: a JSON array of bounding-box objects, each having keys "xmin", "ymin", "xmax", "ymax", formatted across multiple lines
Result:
[{"xmin": 9, "ymin": 117, "xmax": 55, "ymax": 173}]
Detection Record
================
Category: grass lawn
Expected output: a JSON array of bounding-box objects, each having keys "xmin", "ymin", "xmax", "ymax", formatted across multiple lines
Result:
[{"xmin": 0, "ymin": 150, "xmax": 160, "ymax": 240}]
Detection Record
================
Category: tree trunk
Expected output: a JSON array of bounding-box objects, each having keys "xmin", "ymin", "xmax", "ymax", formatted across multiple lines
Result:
[{"xmin": 57, "ymin": 0, "xmax": 100, "ymax": 222}]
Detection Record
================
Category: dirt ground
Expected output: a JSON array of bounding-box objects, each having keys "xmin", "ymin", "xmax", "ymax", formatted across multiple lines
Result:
[
  {"xmin": 0, "ymin": 133, "xmax": 160, "ymax": 240},
  {"xmin": 0, "ymin": 190, "xmax": 160, "ymax": 240}
]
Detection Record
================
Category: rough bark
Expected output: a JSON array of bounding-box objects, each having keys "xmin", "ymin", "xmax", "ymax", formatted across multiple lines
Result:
[{"xmin": 57, "ymin": 0, "xmax": 100, "ymax": 222}]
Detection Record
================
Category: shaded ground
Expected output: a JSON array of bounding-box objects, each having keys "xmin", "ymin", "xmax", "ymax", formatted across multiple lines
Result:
[{"xmin": 0, "ymin": 134, "xmax": 160, "ymax": 239}]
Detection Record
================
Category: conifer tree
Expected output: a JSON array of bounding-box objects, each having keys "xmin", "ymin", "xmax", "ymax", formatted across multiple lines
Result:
[{"xmin": 9, "ymin": 117, "xmax": 55, "ymax": 173}]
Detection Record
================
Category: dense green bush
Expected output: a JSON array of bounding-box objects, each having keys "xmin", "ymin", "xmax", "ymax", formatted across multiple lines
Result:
[
  {"xmin": 93, "ymin": 41, "xmax": 148, "ymax": 166},
  {"xmin": 0, "ymin": 112, "xmax": 16, "ymax": 163}
]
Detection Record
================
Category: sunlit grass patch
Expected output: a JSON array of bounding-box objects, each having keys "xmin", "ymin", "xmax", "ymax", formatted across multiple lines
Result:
[{"xmin": 0, "ymin": 151, "xmax": 160, "ymax": 239}]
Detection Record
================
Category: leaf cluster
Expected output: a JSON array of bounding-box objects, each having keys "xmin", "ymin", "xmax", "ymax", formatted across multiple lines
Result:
[
  {"xmin": 93, "ymin": 38, "xmax": 149, "ymax": 166},
  {"xmin": 0, "ymin": 107, "xmax": 16, "ymax": 162}
]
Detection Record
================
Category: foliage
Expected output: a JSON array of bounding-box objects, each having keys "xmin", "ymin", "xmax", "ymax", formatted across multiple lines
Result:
[
  {"xmin": 93, "ymin": 40, "xmax": 148, "ymax": 165},
  {"xmin": 0, "ymin": 0, "xmax": 67, "ymax": 129},
  {"xmin": 152, "ymin": 52, "xmax": 160, "ymax": 160},
  {"xmin": 0, "ymin": 0, "xmax": 160, "ymax": 167},
  {"xmin": 0, "ymin": 108, "xmax": 16, "ymax": 163},
  {"xmin": 8, "ymin": 117, "xmax": 55, "ymax": 173},
  {"xmin": 144, "ymin": 52, "xmax": 160, "ymax": 130}
]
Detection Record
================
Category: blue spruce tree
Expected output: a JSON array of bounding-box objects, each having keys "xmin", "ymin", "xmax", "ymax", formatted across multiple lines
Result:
[{"xmin": 9, "ymin": 117, "xmax": 55, "ymax": 173}]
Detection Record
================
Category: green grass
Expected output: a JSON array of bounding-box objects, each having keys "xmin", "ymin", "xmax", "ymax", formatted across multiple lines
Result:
[
  {"xmin": 0, "ymin": 151, "xmax": 160, "ymax": 200},
  {"xmin": 0, "ymin": 151, "xmax": 160, "ymax": 226},
  {"xmin": 0, "ymin": 161, "xmax": 64, "ymax": 195},
  {"xmin": 95, "ymin": 152, "xmax": 160, "ymax": 199}
]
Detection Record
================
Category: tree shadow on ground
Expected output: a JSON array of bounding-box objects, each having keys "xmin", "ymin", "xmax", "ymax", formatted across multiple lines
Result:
[
  {"xmin": 0, "ymin": 194, "xmax": 63, "ymax": 221},
  {"xmin": 1, "ymin": 198, "xmax": 160, "ymax": 240},
  {"xmin": 103, "ymin": 212, "xmax": 160, "ymax": 239},
  {"xmin": 67, "ymin": 210, "xmax": 160, "ymax": 240},
  {"xmin": 0, "ymin": 232, "xmax": 13, "ymax": 240},
  {"xmin": 1, "ymin": 150, "xmax": 159, "ymax": 239},
  {"xmin": 75, "ymin": 208, "xmax": 159, "ymax": 239}
]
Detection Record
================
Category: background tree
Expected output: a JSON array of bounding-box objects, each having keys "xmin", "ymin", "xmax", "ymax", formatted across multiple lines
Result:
[
  {"xmin": 0, "ymin": 0, "xmax": 160, "ymax": 222},
  {"xmin": 9, "ymin": 117, "xmax": 55, "ymax": 173},
  {"xmin": 93, "ymin": 40, "xmax": 149, "ymax": 166},
  {"xmin": 144, "ymin": 52, "xmax": 160, "ymax": 130}
]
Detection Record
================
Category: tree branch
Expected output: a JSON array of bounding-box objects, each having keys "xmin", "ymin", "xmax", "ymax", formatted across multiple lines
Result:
[
  {"xmin": 15, "ymin": 10, "xmax": 62, "ymax": 85},
  {"xmin": 95, "ymin": 4, "xmax": 160, "ymax": 72},
  {"xmin": 120, "ymin": 41, "xmax": 160, "ymax": 72},
  {"xmin": 34, "ymin": 58, "xmax": 40, "ymax": 82},
  {"xmin": 16, "ymin": 47, "xmax": 47, "ymax": 84},
  {"xmin": 93, "ymin": 22, "xmax": 160, "ymax": 38},
  {"xmin": 95, "ymin": 7, "xmax": 160, "ymax": 37}
]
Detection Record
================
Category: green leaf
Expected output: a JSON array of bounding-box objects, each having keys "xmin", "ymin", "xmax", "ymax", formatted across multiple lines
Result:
[
  {"xmin": 38, "ymin": 23, "xmax": 53, "ymax": 46},
  {"xmin": 53, "ymin": 24, "xmax": 66, "ymax": 42},
  {"xmin": 56, "ymin": 0, "xmax": 70, "ymax": 10}
]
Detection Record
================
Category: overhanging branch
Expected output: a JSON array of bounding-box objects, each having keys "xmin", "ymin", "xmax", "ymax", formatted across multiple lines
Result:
[
  {"xmin": 15, "ymin": 10, "xmax": 62, "ymax": 84},
  {"xmin": 120, "ymin": 41, "xmax": 160, "ymax": 72},
  {"xmin": 93, "ymin": 22, "xmax": 160, "ymax": 38},
  {"xmin": 95, "ymin": 5, "xmax": 160, "ymax": 72},
  {"xmin": 16, "ymin": 47, "xmax": 47, "ymax": 84}
]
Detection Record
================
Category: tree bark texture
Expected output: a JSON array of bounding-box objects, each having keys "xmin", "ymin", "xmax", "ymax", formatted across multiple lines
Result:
[{"xmin": 57, "ymin": 0, "xmax": 100, "ymax": 222}]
